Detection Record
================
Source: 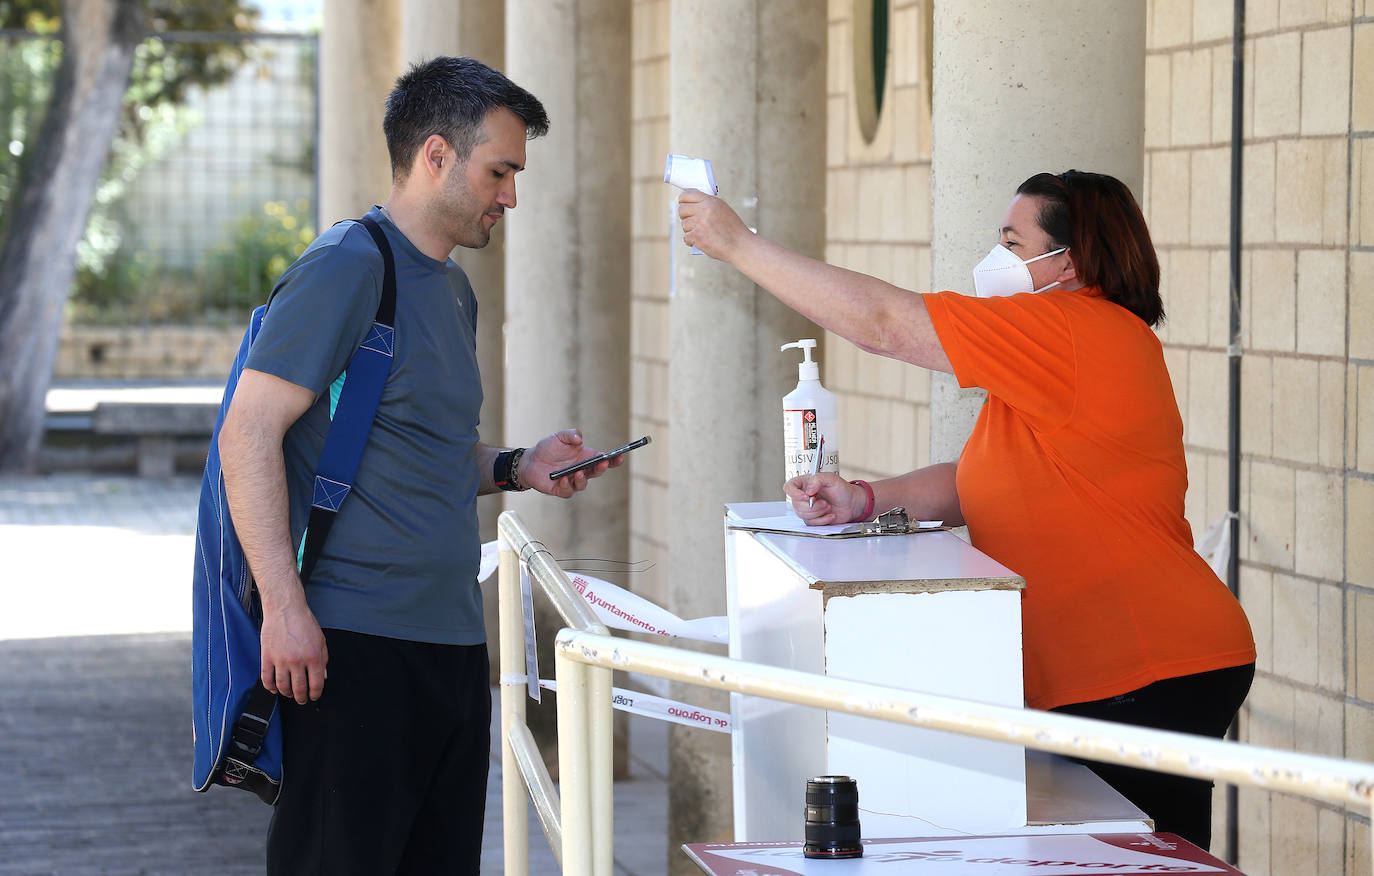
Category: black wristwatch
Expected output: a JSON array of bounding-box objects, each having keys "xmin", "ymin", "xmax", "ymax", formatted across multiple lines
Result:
[{"xmin": 494, "ymin": 447, "xmax": 528, "ymax": 492}]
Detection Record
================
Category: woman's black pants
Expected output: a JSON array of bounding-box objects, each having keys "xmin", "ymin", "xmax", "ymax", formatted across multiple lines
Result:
[{"xmin": 1050, "ymin": 662, "xmax": 1255, "ymax": 850}]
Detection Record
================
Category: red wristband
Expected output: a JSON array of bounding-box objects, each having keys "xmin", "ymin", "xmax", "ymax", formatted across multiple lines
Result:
[{"xmin": 848, "ymin": 479, "xmax": 875, "ymax": 522}]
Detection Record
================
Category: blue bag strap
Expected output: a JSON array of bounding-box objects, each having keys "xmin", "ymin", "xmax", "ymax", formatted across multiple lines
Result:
[{"xmin": 298, "ymin": 215, "xmax": 396, "ymax": 584}]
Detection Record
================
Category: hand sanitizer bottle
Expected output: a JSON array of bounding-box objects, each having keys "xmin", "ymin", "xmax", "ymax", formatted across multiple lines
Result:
[{"xmin": 781, "ymin": 339, "xmax": 839, "ymax": 485}]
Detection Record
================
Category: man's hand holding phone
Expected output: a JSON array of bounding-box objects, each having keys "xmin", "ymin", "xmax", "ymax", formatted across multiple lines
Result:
[
  {"xmin": 549, "ymin": 435, "xmax": 650, "ymax": 480},
  {"xmin": 520, "ymin": 431, "xmax": 650, "ymax": 499}
]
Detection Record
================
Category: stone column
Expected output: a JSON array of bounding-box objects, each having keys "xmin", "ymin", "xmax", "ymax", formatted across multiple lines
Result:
[
  {"xmin": 668, "ymin": 2, "xmax": 825, "ymax": 865},
  {"xmin": 929, "ymin": 1, "xmax": 1146, "ymax": 460},
  {"xmin": 504, "ymin": 0, "xmax": 633, "ymax": 773},
  {"xmin": 400, "ymin": 0, "xmax": 508, "ymax": 672},
  {"xmin": 399, "ymin": 6, "xmax": 504, "ymax": 494},
  {"xmin": 401, "ymin": 0, "xmax": 504, "ymax": 67},
  {"xmin": 400, "ymin": 0, "xmax": 459, "ymax": 60},
  {"xmin": 319, "ymin": 0, "xmax": 402, "ymax": 228}
]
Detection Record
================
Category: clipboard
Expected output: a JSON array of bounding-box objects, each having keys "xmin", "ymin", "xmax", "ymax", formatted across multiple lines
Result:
[{"xmin": 725, "ymin": 506, "xmax": 946, "ymax": 539}]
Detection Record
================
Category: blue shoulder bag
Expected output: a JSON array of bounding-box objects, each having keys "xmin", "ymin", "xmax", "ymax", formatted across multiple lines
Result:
[{"xmin": 191, "ymin": 216, "xmax": 396, "ymax": 804}]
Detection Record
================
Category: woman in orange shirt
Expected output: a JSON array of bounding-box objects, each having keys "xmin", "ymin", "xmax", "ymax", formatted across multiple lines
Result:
[{"xmin": 679, "ymin": 170, "xmax": 1254, "ymax": 849}]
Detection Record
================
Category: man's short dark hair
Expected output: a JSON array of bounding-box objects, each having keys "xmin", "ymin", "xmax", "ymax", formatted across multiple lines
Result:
[{"xmin": 383, "ymin": 56, "xmax": 550, "ymax": 180}]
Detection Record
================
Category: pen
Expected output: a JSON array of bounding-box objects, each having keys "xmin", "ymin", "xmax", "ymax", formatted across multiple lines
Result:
[{"xmin": 808, "ymin": 435, "xmax": 824, "ymax": 509}]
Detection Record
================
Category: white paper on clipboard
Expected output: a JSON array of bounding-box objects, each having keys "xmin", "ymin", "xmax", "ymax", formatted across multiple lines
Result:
[{"xmin": 726, "ymin": 513, "xmax": 944, "ymax": 539}]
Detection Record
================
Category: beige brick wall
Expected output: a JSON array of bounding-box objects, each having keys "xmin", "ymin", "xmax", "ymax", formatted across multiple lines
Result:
[
  {"xmin": 1147, "ymin": 0, "xmax": 1371, "ymax": 870},
  {"xmin": 628, "ymin": 0, "xmax": 672, "ymax": 610},
  {"xmin": 628, "ymin": 0, "xmax": 935, "ymax": 596},
  {"xmin": 626, "ymin": 3, "xmax": 1370, "ymax": 864},
  {"xmin": 824, "ymin": 0, "xmax": 933, "ymax": 484},
  {"xmin": 56, "ymin": 326, "xmax": 242, "ymax": 381}
]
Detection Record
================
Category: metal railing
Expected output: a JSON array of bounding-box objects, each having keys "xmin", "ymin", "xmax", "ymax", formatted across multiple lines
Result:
[
  {"xmin": 497, "ymin": 510, "xmax": 1374, "ymax": 876},
  {"xmin": 498, "ymin": 512, "xmax": 614, "ymax": 875}
]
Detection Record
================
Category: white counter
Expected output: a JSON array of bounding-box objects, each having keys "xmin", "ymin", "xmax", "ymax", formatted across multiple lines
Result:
[{"xmin": 723, "ymin": 501, "xmax": 1148, "ymax": 842}]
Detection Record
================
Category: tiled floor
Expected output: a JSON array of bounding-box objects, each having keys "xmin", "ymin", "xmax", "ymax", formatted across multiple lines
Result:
[{"xmin": 0, "ymin": 473, "xmax": 670, "ymax": 874}]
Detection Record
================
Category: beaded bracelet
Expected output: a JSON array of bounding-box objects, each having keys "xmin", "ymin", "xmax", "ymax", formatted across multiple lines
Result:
[
  {"xmin": 848, "ymin": 479, "xmax": 875, "ymax": 521},
  {"xmin": 494, "ymin": 447, "xmax": 528, "ymax": 492}
]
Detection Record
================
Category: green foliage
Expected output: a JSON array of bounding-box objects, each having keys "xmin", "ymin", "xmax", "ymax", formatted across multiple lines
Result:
[
  {"xmin": 0, "ymin": 34, "xmax": 60, "ymax": 237},
  {"xmin": 209, "ymin": 198, "xmax": 316, "ymax": 312},
  {"xmin": 68, "ymin": 197, "xmax": 315, "ymax": 326},
  {"xmin": 1, "ymin": 1, "xmax": 259, "ymax": 127},
  {"xmin": 0, "ymin": 0, "xmax": 61, "ymax": 33},
  {"xmin": 67, "ymin": 235, "xmax": 167, "ymax": 323},
  {"xmin": 77, "ymin": 98, "xmax": 189, "ymax": 279},
  {"xmin": 122, "ymin": 9, "xmax": 259, "ymax": 130},
  {"xmin": 1, "ymin": 0, "xmax": 266, "ymax": 322}
]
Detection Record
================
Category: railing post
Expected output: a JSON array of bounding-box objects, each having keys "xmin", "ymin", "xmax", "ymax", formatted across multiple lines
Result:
[
  {"xmin": 589, "ymin": 664, "xmax": 614, "ymax": 874},
  {"xmin": 498, "ymin": 540, "xmax": 529, "ymax": 876},
  {"xmin": 556, "ymin": 641, "xmax": 593, "ymax": 876}
]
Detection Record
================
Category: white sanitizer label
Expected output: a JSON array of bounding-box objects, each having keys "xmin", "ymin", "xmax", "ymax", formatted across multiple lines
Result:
[{"xmin": 784, "ymin": 408, "xmax": 837, "ymax": 480}]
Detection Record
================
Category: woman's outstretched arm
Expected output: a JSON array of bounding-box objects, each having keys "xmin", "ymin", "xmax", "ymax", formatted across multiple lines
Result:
[{"xmin": 678, "ymin": 190, "xmax": 952, "ymax": 373}]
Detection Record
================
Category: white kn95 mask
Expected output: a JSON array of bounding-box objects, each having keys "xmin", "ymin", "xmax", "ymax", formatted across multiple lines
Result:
[{"xmin": 972, "ymin": 244, "xmax": 1067, "ymax": 298}]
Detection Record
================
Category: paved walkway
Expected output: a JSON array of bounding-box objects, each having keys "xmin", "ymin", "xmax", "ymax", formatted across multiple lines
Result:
[{"xmin": 0, "ymin": 474, "xmax": 669, "ymax": 874}]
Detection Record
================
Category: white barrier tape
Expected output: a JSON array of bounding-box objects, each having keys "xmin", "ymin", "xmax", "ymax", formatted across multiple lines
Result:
[
  {"xmin": 478, "ymin": 540, "xmax": 501, "ymax": 583},
  {"xmin": 1195, "ymin": 512, "xmax": 1233, "ymax": 583},
  {"xmin": 482, "ymin": 540, "xmax": 727, "ymax": 644},
  {"xmin": 520, "ymin": 562, "xmax": 540, "ymax": 703},
  {"xmin": 567, "ymin": 573, "xmax": 728, "ymax": 643},
  {"xmin": 498, "ymin": 673, "xmax": 530, "ymax": 687},
  {"xmin": 538, "ymin": 678, "xmax": 731, "ymax": 733}
]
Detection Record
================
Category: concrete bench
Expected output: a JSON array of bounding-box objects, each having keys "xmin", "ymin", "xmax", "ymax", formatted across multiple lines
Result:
[{"xmin": 92, "ymin": 401, "xmax": 220, "ymax": 478}]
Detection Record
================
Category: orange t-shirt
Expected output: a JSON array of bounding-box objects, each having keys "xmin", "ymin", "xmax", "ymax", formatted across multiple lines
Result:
[{"xmin": 925, "ymin": 287, "xmax": 1254, "ymax": 710}]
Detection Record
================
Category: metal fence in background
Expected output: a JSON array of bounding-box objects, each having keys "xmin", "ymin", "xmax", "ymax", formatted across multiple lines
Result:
[{"xmin": 0, "ymin": 27, "xmax": 317, "ymax": 327}]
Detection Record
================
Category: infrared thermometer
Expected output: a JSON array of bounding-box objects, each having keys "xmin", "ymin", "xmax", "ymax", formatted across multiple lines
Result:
[{"xmin": 664, "ymin": 154, "xmax": 717, "ymax": 254}]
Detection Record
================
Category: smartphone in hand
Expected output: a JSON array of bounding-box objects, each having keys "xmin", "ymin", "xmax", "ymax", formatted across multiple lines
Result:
[{"xmin": 548, "ymin": 436, "xmax": 652, "ymax": 480}]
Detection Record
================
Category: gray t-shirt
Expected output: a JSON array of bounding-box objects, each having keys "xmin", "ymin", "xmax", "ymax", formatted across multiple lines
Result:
[{"xmin": 244, "ymin": 206, "xmax": 484, "ymax": 645}]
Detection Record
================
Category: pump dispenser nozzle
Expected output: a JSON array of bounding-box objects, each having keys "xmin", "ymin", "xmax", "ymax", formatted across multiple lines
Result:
[
  {"xmin": 781, "ymin": 339, "xmax": 820, "ymax": 381},
  {"xmin": 780, "ymin": 338, "xmax": 837, "ymax": 486}
]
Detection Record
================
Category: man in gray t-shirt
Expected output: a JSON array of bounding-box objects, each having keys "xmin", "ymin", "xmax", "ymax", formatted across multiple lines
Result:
[{"xmin": 218, "ymin": 57, "xmax": 616, "ymax": 874}]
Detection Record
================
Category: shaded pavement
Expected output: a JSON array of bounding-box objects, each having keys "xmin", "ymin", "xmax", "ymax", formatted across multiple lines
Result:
[{"xmin": 0, "ymin": 475, "xmax": 668, "ymax": 874}]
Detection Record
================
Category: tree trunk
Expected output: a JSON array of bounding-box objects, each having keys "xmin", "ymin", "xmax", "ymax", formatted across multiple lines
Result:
[{"xmin": 0, "ymin": 0, "xmax": 145, "ymax": 472}]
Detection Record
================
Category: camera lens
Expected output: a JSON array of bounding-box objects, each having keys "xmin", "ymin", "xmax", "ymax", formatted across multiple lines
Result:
[{"xmin": 803, "ymin": 775, "xmax": 862, "ymax": 859}]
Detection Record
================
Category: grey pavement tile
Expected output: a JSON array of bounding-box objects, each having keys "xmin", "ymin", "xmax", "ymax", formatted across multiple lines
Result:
[
  {"xmin": 0, "ymin": 474, "xmax": 199, "ymax": 535},
  {"xmin": 481, "ymin": 705, "xmax": 672, "ymax": 874},
  {"xmin": 0, "ymin": 474, "xmax": 672, "ymax": 874},
  {"xmin": 0, "ymin": 633, "xmax": 267, "ymax": 875}
]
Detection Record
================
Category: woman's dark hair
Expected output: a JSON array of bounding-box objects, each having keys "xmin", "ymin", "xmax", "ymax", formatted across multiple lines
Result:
[
  {"xmin": 383, "ymin": 56, "xmax": 550, "ymax": 181},
  {"xmin": 1016, "ymin": 170, "xmax": 1163, "ymax": 327}
]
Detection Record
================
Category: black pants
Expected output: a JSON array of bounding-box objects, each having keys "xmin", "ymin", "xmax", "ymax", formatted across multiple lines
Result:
[
  {"xmin": 1050, "ymin": 663, "xmax": 1254, "ymax": 850},
  {"xmin": 266, "ymin": 629, "xmax": 491, "ymax": 875}
]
